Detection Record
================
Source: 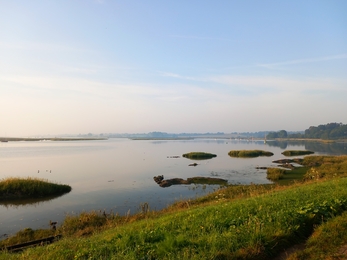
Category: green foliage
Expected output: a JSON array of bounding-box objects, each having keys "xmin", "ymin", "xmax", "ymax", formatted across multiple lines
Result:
[
  {"xmin": 267, "ymin": 130, "xmax": 288, "ymax": 139},
  {"xmin": 281, "ymin": 150, "xmax": 314, "ymax": 156},
  {"xmin": 0, "ymin": 177, "xmax": 71, "ymax": 199},
  {"xmin": 228, "ymin": 150, "xmax": 274, "ymax": 158},
  {"xmin": 266, "ymin": 168, "xmax": 286, "ymax": 181},
  {"xmin": 182, "ymin": 152, "xmax": 217, "ymax": 160},
  {"xmin": 304, "ymin": 122, "xmax": 347, "ymax": 140}
]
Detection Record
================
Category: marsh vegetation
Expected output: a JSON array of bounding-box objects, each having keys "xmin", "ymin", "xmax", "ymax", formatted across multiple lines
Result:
[
  {"xmin": 282, "ymin": 150, "xmax": 314, "ymax": 156},
  {"xmin": 0, "ymin": 177, "xmax": 71, "ymax": 199},
  {"xmin": 228, "ymin": 150, "xmax": 274, "ymax": 158},
  {"xmin": 182, "ymin": 152, "xmax": 217, "ymax": 160}
]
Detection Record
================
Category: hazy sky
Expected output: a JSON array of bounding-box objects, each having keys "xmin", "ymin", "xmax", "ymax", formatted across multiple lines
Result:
[{"xmin": 1, "ymin": 1, "xmax": 346, "ymax": 136}]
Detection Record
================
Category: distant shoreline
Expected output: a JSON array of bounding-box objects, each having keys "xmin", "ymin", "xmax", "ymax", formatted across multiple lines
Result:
[{"xmin": 0, "ymin": 137, "xmax": 107, "ymax": 142}]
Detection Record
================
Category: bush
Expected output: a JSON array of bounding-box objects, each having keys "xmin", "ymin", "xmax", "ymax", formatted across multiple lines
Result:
[{"xmin": 266, "ymin": 168, "xmax": 286, "ymax": 181}]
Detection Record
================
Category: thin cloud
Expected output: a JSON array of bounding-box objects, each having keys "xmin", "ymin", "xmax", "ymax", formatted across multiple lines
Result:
[
  {"xmin": 208, "ymin": 75, "xmax": 346, "ymax": 92},
  {"xmin": 0, "ymin": 41, "xmax": 92, "ymax": 53},
  {"xmin": 169, "ymin": 35, "xmax": 235, "ymax": 42},
  {"xmin": 257, "ymin": 54, "xmax": 347, "ymax": 69}
]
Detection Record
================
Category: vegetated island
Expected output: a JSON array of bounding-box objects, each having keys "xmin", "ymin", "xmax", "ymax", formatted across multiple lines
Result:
[
  {"xmin": 153, "ymin": 175, "xmax": 227, "ymax": 187},
  {"xmin": 228, "ymin": 150, "xmax": 274, "ymax": 158},
  {"xmin": 0, "ymin": 177, "xmax": 71, "ymax": 199},
  {"xmin": 182, "ymin": 152, "xmax": 217, "ymax": 160},
  {"xmin": 281, "ymin": 150, "xmax": 315, "ymax": 156}
]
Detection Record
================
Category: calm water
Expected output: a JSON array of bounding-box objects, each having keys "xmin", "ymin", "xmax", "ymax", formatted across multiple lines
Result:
[{"xmin": 1, "ymin": 138, "xmax": 346, "ymax": 238}]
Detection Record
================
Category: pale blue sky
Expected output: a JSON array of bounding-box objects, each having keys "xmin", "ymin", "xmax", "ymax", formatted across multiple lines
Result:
[{"xmin": 1, "ymin": 1, "xmax": 346, "ymax": 136}]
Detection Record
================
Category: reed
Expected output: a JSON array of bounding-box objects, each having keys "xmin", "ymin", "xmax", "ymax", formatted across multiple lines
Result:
[
  {"xmin": 0, "ymin": 177, "xmax": 71, "ymax": 199},
  {"xmin": 266, "ymin": 168, "xmax": 286, "ymax": 181},
  {"xmin": 228, "ymin": 150, "xmax": 274, "ymax": 158}
]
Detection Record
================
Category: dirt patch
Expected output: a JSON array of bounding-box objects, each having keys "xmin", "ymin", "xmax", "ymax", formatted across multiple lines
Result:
[{"xmin": 273, "ymin": 244, "xmax": 306, "ymax": 260}]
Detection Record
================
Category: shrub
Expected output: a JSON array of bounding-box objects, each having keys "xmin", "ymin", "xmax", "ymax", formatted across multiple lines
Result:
[{"xmin": 266, "ymin": 168, "xmax": 286, "ymax": 181}]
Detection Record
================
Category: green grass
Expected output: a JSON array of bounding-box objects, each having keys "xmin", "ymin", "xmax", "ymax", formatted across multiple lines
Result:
[
  {"xmin": 228, "ymin": 150, "xmax": 274, "ymax": 158},
  {"xmin": 182, "ymin": 152, "xmax": 217, "ymax": 160},
  {"xmin": 0, "ymin": 177, "xmax": 71, "ymax": 199},
  {"xmin": 282, "ymin": 150, "xmax": 315, "ymax": 156},
  {"xmin": 287, "ymin": 211, "xmax": 347, "ymax": 259}
]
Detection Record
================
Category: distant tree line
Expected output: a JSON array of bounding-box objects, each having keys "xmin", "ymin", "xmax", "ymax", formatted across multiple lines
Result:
[{"xmin": 267, "ymin": 122, "xmax": 347, "ymax": 140}]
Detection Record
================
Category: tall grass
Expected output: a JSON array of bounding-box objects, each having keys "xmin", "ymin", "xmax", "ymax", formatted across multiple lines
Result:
[
  {"xmin": 0, "ymin": 177, "xmax": 71, "ymax": 198},
  {"xmin": 266, "ymin": 168, "xmax": 286, "ymax": 181}
]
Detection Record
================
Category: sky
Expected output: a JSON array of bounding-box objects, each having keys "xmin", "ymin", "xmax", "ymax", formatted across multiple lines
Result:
[{"xmin": 1, "ymin": 0, "xmax": 347, "ymax": 136}]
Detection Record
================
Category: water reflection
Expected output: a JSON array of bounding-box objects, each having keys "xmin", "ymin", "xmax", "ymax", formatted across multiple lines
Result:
[
  {"xmin": 266, "ymin": 140, "xmax": 347, "ymax": 155},
  {"xmin": 0, "ymin": 193, "xmax": 70, "ymax": 208}
]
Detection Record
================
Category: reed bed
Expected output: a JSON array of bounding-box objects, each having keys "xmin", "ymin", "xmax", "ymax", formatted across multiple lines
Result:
[
  {"xmin": 0, "ymin": 177, "xmax": 71, "ymax": 199},
  {"xmin": 228, "ymin": 150, "xmax": 274, "ymax": 158}
]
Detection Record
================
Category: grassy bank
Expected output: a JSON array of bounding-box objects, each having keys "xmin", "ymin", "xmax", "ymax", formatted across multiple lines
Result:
[
  {"xmin": 0, "ymin": 177, "xmax": 71, "ymax": 199},
  {"xmin": 228, "ymin": 150, "xmax": 274, "ymax": 158}
]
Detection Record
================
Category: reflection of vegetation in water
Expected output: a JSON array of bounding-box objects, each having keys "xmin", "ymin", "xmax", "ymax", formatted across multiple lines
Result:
[
  {"xmin": 0, "ymin": 193, "xmax": 69, "ymax": 208},
  {"xmin": 266, "ymin": 140, "xmax": 347, "ymax": 155},
  {"xmin": 305, "ymin": 142, "xmax": 347, "ymax": 155}
]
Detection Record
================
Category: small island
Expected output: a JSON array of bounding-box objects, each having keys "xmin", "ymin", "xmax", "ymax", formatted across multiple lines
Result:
[
  {"xmin": 281, "ymin": 150, "xmax": 315, "ymax": 156},
  {"xmin": 228, "ymin": 150, "xmax": 274, "ymax": 158},
  {"xmin": 153, "ymin": 175, "xmax": 227, "ymax": 187},
  {"xmin": 182, "ymin": 152, "xmax": 217, "ymax": 160},
  {"xmin": 0, "ymin": 177, "xmax": 71, "ymax": 199}
]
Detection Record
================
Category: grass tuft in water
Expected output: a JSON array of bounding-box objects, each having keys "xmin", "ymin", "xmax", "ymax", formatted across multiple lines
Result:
[{"xmin": 0, "ymin": 177, "xmax": 71, "ymax": 199}]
